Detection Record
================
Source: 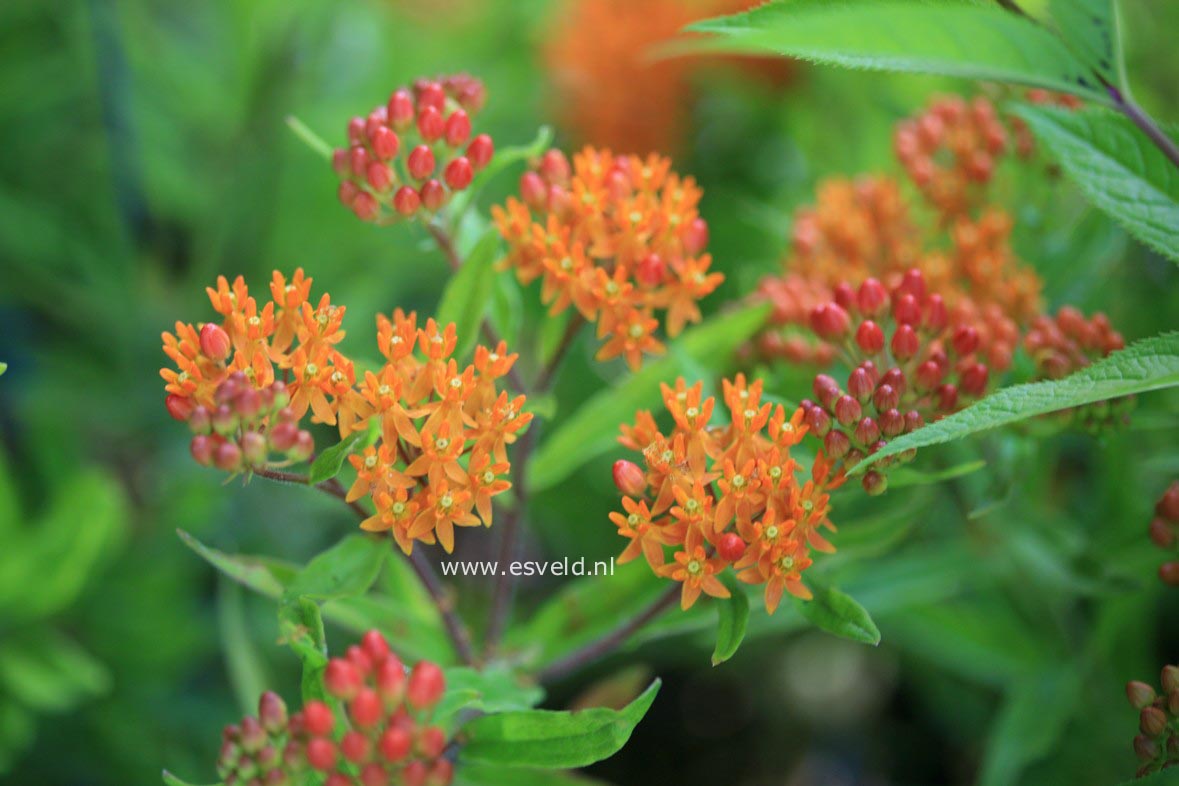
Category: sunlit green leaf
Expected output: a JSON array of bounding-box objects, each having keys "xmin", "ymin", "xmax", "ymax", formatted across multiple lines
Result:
[
  {"xmin": 711, "ymin": 573, "xmax": 748, "ymax": 666},
  {"xmin": 1048, "ymin": 0, "xmax": 1119, "ymax": 86},
  {"xmin": 308, "ymin": 417, "xmax": 380, "ymax": 485},
  {"xmin": 795, "ymin": 575, "xmax": 880, "ymax": 645},
  {"xmin": 283, "ymin": 534, "xmax": 386, "ymax": 603}
]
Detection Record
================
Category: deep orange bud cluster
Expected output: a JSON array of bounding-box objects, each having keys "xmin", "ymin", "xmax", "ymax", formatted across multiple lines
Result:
[
  {"xmin": 298, "ymin": 631, "xmax": 453, "ymax": 786},
  {"xmin": 162, "ymin": 269, "xmax": 365, "ymax": 462},
  {"xmin": 493, "ymin": 147, "xmax": 723, "ymax": 370},
  {"xmin": 612, "ymin": 375, "xmax": 845, "ymax": 613},
  {"xmin": 345, "ymin": 309, "xmax": 529, "ymax": 554},
  {"xmin": 332, "ymin": 75, "xmax": 492, "ymax": 222},
  {"xmin": 894, "ymin": 95, "xmax": 1009, "ymax": 218},
  {"xmin": 1149, "ymin": 482, "xmax": 1179, "ymax": 586},
  {"xmin": 799, "ymin": 270, "xmax": 995, "ymax": 493},
  {"xmin": 162, "ymin": 271, "xmax": 528, "ymax": 553},
  {"xmin": 1125, "ymin": 665, "xmax": 1179, "ymax": 778}
]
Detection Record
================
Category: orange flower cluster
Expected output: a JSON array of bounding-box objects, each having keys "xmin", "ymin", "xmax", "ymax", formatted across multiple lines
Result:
[
  {"xmin": 344, "ymin": 309, "xmax": 530, "ymax": 554},
  {"xmin": 611, "ymin": 375, "xmax": 845, "ymax": 612},
  {"xmin": 161, "ymin": 270, "xmax": 529, "ymax": 554},
  {"xmin": 162, "ymin": 269, "xmax": 367, "ymax": 441},
  {"xmin": 332, "ymin": 74, "xmax": 493, "ymax": 222},
  {"xmin": 493, "ymin": 147, "xmax": 723, "ymax": 370},
  {"xmin": 543, "ymin": 0, "xmax": 794, "ymax": 154}
]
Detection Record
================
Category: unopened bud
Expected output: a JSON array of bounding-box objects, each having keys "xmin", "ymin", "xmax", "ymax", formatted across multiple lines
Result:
[
  {"xmin": 166, "ymin": 394, "xmax": 195, "ymax": 421},
  {"xmin": 855, "ymin": 320, "xmax": 884, "ymax": 354},
  {"xmin": 612, "ymin": 460, "xmax": 647, "ymax": 497},
  {"xmin": 214, "ymin": 441, "xmax": 243, "ymax": 472},
  {"xmin": 407, "ymin": 661, "xmax": 446, "ymax": 710},
  {"xmin": 258, "ymin": 691, "xmax": 288, "ymax": 733},
  {"xmin": 810, "ymin": 303, "xmax": 850, "ymax": 339},
  {"xmin": 1162, "ymin": 665, "xmax": 1179, "ymax": 694},
  {"xmin": 241, "ymin": 431, "xmax": 268, "ymax": 467},
  {"xmin": 862, "ymin": 470, "xmax": 888, "ymax": 496},
  {"xmin": 289, "ymin": 430, "xmax": 314, "ymax": 462},
  {"xmin": 857, "ymin": 278, "xmax": 888, "ymax": 315},
  {"xmin": 200, "ymin": 323, "xmax": 232, "ymax": 361},
  {"xmin": 824, "ymin": 429, "xmax": 851, "ymax": 459},
  {"xmin": 717, "ymin": 533, "xmax": 746, "ymax": 562},
  {"xmin": 1134, "ymin": 734, "xmax": 1160, "ymax": 762},
  {"xmin": 1140, "ymin": 706, "xmax": 1168, "ymax": 737},
  {"xmin": 682, "ymin": 218, "xmax": 709, "ymax": 255}
]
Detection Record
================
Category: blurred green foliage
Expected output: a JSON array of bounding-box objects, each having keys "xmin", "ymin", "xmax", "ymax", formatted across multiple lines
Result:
[{"xmin": 2, "ymin": 1, "xmax": 1178, "ymax": 784}]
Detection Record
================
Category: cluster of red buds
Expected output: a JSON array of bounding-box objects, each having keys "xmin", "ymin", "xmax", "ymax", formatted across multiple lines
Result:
[
  {"xmin": 333, "ymin": 75, "xmax": 493, "ymax": 223},
  {"xmin": 894, "ymin": 95, "xmax": 1009, "ymax": 218},
  {"xmin": 612, "ymin": 375, "xmax": 845, "ymax": 612},
  {"xmin": 1024, "ymin": 306, "xmax": 1133, "ymax": 430},
  {"xmin": 296, "ymin": 631, "xmax": 453, "ymax": 786},
  {"xmin": 216, "ymin": 692, "xmax": 297, "ymax": 785},
  {"xmin": 186, "ymin": 371, "xmax": 314, "ymax": 473},
  {"xmin": 799, "ymin": 270, "xmax": 995, "ymax": 494},
  {"xmin": 493, "ymin": 147, "xmax": 722, "ymax": 370},
  {"xmin": 1126, "ymin": 665, "xmax": 1179, "ymax": 777},
  {"xmin": 1149, "ymin": 482, "xmax": 1179, "ymax": 586},
  {"xmin": 207, "ymin": 631, "xmax": 454, "ymax": 786}
]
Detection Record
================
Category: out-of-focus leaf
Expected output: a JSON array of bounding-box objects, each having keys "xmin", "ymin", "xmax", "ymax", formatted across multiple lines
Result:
[
  {"xmin": 434, "ymin": 666, "xmax": 545, "ymax": 731},
  {"xmin": 161, "ymin": 770, "xmax": 222, "ymax": 786},
  {"xmin": 455, "ymin": 763, "xmax": 611, "ymax": 786},
  {"xmin": 529, "ymin": 304, "xmax": 770, "ymax": 492},
  {"xmin": 712, "ymin": 573, "xmax": 748, "ymax": 666},
  {"xmin": 177, "ymin": 529, "xmax": 291, "ymax": 597},
  {"xmin": 0, "ymin": 629, "xmax": 110, "ymax": 712},
  {"xmin": 283, "ymin": 534, "xmax": 386, "ymax": 603},
  {"xmin": 978, "ymin": 669, "xmax": 1083, "ymax": 786},
  {"xmin": 218, "ymin": 579, "xmax": 270, "ymax": 715},
  {"xmin": 886, "ymin": 459, "xmax": 986, "ymax": 489},
  {"xmin": 459, "ymin": 680, "xmax": 660, "ymax": 768},
  {"xmin": 307, "ymin": 417, "xmax": 380, "ymax": 485},
  {"xmin": 795, "ymin": 575, "xmax": 880, "ymax": 646},
  {"xmin": 1013, "ymin": 105, "xmax": 1179, "ymax": 264},
  {"xmin": 437, "ymin": 228, "xmax": 501, "ymax": 360},
  {"xmin": 684, "ymin": 0, "xmax": 1106, "ymax": 102},
  {"xmin": 1049, "ymin": 0, "xmax": 1119, "ymax": 85},
  {"xmin": 860, "ymin": 332, "xmax": 1179, "ymax": 469}
]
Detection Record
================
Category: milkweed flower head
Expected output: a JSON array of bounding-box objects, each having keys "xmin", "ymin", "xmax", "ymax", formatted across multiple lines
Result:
[
  {"xmin": 611, "ymin": 374, "xmax": 845, "ymax": 613},
  {"xmin": 1125, "ymin": 664, "xmax": 1179, "ymax": 778},
  {"xmin": 493, "ymin": 147, "xmax": 723, "ymax": 370},
  {"xmin": 798, "ymin": 270, "xmax": 998, "ymax": 495},
  {"xmin": 162, "ymin": 271, "xmax": 528, "ymax": 553},
  {"xmin": 210, "ymin": 631, "xmax": 456, "ymax": 786},
  {"xmin": 332, "ymin": 74, "xmax": 492, "ymax": 223},
  {"xmin": 1147, "ymin": 481, "xmax": 1179, "ymax": 586}
]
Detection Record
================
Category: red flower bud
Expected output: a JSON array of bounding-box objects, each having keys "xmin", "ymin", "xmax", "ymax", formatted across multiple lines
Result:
[
  {"xmin": 407, "ymin": 661, "xmax": 446, "ymax": 710},
  {"xmin": 394, "ymin": 186, "xmax": 421, "ymax": 217},
  {"xmin": 259, "ymin": 691, "xmax": 288, "ymax": 733},
  {"xmin": 366, "ymin": 162, "xmax": 393, "ymax": 192},
  {"xmin": 467, "ymin": 134, "xmax": 494, "ymax": 170},
  {"xmin": 444, "ymin": 157, "xmax": 473, "ymax": 190},
  {"xmin": 805, "ymin": 406, "xmax": 832, "ymax": 437},
  {"xmin": 240, "ymin": 431, "xmax": 267, "ymax": 467},
  {"xmin": 1126, "ymin": 680, "xmax": 1156, "ymax": 710},
  {"xmin": 879, "ymin": 408, "xmax": 905, "ymax": 437},
  {"xmin": 417, "ymin": 726, "xmax": 446, "ymax": 758},
  {"xmin": 904, "ymin": 410, "xmax": 924, "ymax": 433},
  {"xmin": 881, "ymin": 367, "xmax": 906, "ymax": 394},
  {"xmin": 682, "ymin": 217, "xmax": 709, "ymax": 255},
  {"xmin": 420, "ymin": 179, "xmax": 446, "ymax": 212},
  {"xmin": 832, "ymin": 282, "xmax": 856, "ymax": 311},
  {"xmin": 338, "ymin": 180, "xmax": 359, "ymax": 208},
  {"xmin": 1161, "ymin": 561, "xmax": 1179, "ymax": 586},
  {"xmin": 892, "ymin": 293, "xmax": 921, "ymax": 326},
  {"xmin": 361, "ymin": 629, "xmax": 391, "ymax": 663},
  {"xmin": 915, "ymin": 360, "xmax": 944, "ymax": 391},
  {"xmin": 166, "ymin": 394, "xmax": 194, "ymax": 421},
  {"xmin": 360, "ymin": 764, "xmax": 390, "ymax": 786},
  {"xmin": 854, "ymin": 417, "xmax": 880, "ymax": 445},
  {"xmin": 857, "ymin": 278, "xmax": 888, "ymax": 315},
  {"xmin": 899, "ymin": 268, "xmax": 926, "ymax": 299},
  {"xmin": 418, "ymin": 106, "xmax": 444, "ymax": 141},
  {"xmin": 240, "ymin": 715, "xmax": 267, "ymax": 753},
  {"xmin": 326, "ymin": 774, "xmax": 352, "ymax": 786},
  {"xmin": 403, "ymin": 761, "xmax": 429, "ymax": 786},
  {"xmin": 347, "ymin": 116, "xmax": 365, "ymax": 145},
  {"xmin": 1157, "ymin": 482, "xmax": 1179, "ymax": 522},
  {"xmin": 520, "ymin": 172, "xmax": 547, "ymax": 210},
  {"xmin": 936, "ymin": 384, "xmax": 959, "ymax": 412},
  {"xmin": 388, "ymin": 90, "xmax": 415, "ymax": 130},
  {"xmin": 353, "ymin": 191, "xmax": 379, "ymax": 222},
  {"xmin": 855, "ymin": 320, "xmax": 884, "ymax": 354},
  {"xmin": 1140, "ymin": 706, "xmax": 1168, "ymax": 737},
  {"xmin": 1149, "ymin": 518, "xmax": 1174, "ymax": 548},
  {"xmin": 1133, "ymin": 734, "xmax": 1159, "ymax": 762},
  {"xmin": 848, "ymin": 367, "xmax": 873, "ymax": 402},
  {"xmin": 952, "ymin": 325, "xmax": 980, "ymax": 356},
  {"xmin": 427, "ymin": 759, "xmax": 454, "ymax": 786},
  {"xmin": 350, "ymin": 688, "xmax": 383, "ymax": 729},
  {"xmin": 960, "ymin": 363, "xmax": 989, "ymax": 396},
  {"xmin": 717, "ymin": 533, "xmax": 745, "ymax": 562},
  {"xmin": 371, "ymin": 125, "xmax": 400, "ymax": 160},
  {"xmin": 379, "ymin": 726, "xmax": 413, "ymax": 763},
  {"xmin": 810, "ymin": 303, "xmax": 850, "ymax": 339},
  {"xmin": 833, "ymin": 395, "xmax": 861, "ymax": 426},
  {"xmin": 290, "ymin": 429, "xmax": 314, "ymax": 462},
  {"xmin": 873, "ymin": 384, "xmax": 899, "ymax": 413},
  {"xmin": 612, "ymin": 460, "xmax": 647, "ymax": 497},
  {"xmin": 214, "ymin": 441, "xmax": 242, "ymax": 472},
  {"xmin": 190, "ymin": 435, "xmax": 215, "ymax": 466},
  {"xmin": 539, "ymin": 149, "xmax": 571, "ymax": 185},
  {"xmin": 333, "ymin": 148, "xmax": 349, "ymax": 176},
  {"xmin": 416, "ymin": 81, "xmax": 446, "ymax": 112},
  {"xmin": 862, "ymin": 470, "xmax": 888, "ymax": 496},
  {"xmin": 200, "ymin": 323, "xmax": 232, "ymax": 361},
  {"xmin": 306, "ymin": 738, "xmax": 337, "ymax": 772},
  {"xmin": 824, "ymin": 429, "xmax": 851, "ymax": 459},
  {"xmin": 350, "ymin": 145, "xmax": 371, "ymax": 178},
  {"xmin": 925, "ymin": 294, "xmax": 947, "ymax": 331},
  {"xmin": 444, "ymin": 110, "xmax": 471, "ymax": 146},
  {"xmin": 631, "ymin": 253, "xmax": 665, "ymax": 286},
  {"xmin": 1162, "ymin": 665, "xmax": 1179, "ymax": 694},
  {"xmin": 890, "ymin": 324, "xmax": 920, "ymax": 360},
  {"xmin": 325, "ymin": 658, "xmax": 363, "ymax": 700},
  {"xmin": 812, "ymin": 374, "xmax": 841, "ymax": 409},
  {"xmin": 342, "ymin": 730, "xmax": 371, "ymax": 763},
  {"xmin": 303, "ymin": 700, "xmax": 334, "ymax": 737},
  {"xmin": 408, "ymin": 145, "xmax": 436, "ymax": 180}
]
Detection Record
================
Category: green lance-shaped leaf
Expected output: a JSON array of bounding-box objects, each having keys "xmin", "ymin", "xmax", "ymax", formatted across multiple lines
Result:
[
  {"xmin": 308, "ymin": 416, "xmax": 380, "ymax": 485},
  {"xmin": 796, "ymin": 575, "xmax": 881, "ymax": 646},
  {"xmin": 278, "ymin": 596, "xmax": 329, "ymax": 702},
  {"xmin": 711, "ymin": 573, "xmax": 749, "ymax": 666},
  {"xmin": 436, "ymin": 228, "xmax": 502, "ymax": 361},
  {"xmin": 1014, "ymin": 105, "xmax": 1179, "ymax": 265},
  {"xmin": 1048, "ymin": 0, "xmax": 1120, "ymax": 87},
  {"xmin": 459, "ymin": 679, "xmax": 661, "ymax": 769},
  {"xmin": 682, "ymin": 0, "xmax": 1108, "ymax": 103},
  {"xmin": 283, "ymin": 534, "xmax": 387, "ymax": 603},
  {"xmin": 434, "ymin": 666, "xmax": 545, "ymax": 732},
  {"xmin": 857, "ymin": 331, "xmax": 1179, "ymax": 471},
  {"xmin": 529, "ymin": 303, "xmax": 770, "ymax": 493}
]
